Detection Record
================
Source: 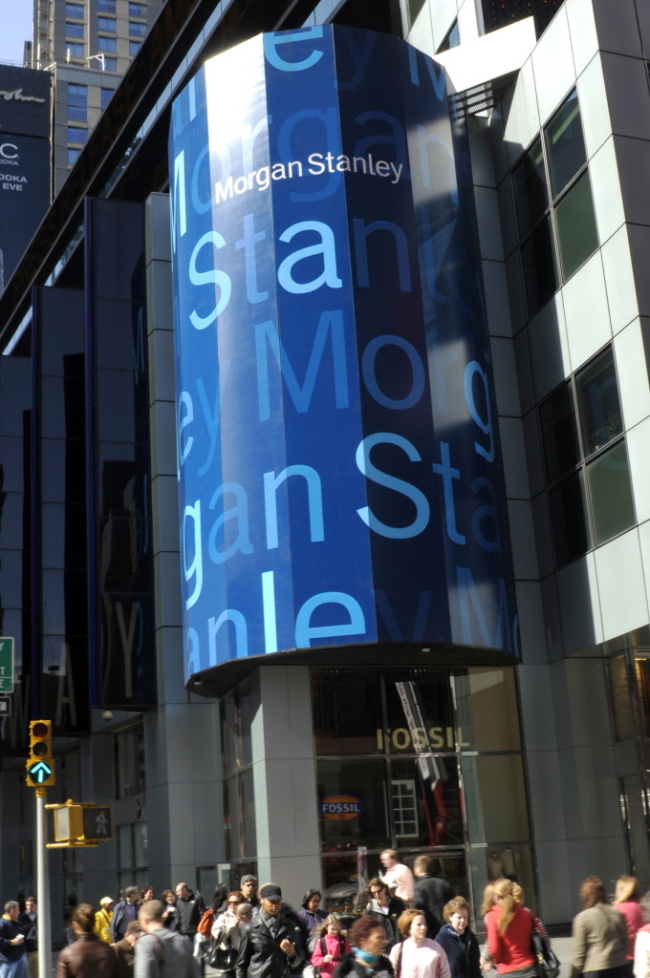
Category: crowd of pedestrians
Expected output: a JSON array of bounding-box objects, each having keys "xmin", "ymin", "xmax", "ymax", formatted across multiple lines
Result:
[{"xmin": 6, "ymin": 858, "xmax": 650, "ymax": 978}]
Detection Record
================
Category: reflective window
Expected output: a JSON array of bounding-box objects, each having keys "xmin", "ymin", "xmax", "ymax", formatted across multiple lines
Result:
[
  {"xmin": 65, "ymin": 2, "xmax": 84, "ymax": 16},
  {"xmin": 98, "ymin": 35, "xmax": 117, "ymax": 52},
  {"xmin": 538, "ymin": 345, "xmax": 634, "ymax": 566},
  {"xmin": 65, "ymin": 22, "xmax": 84, "ymax": 38},
  {"xmin": 103, "ymin": 57, "xmax": 117, "ymax": 71},
  {"xmin": 512, "ymin": 89, "xmax": 597, "ymax": 318},
  {"xmin": 67, "ymin": 126, "xmax": 87, "ymax": 144},
  {"xmin": 66, "ymin": 42, "xmax": 84, "ymax": 58},
  {"xmin": 67, "ymin": 83, "xmax": 87, "ymax": 122},
  {"xmin": 98, "ymin": 16, "xmax": 116, "ymax": 30},
  {"xmin": 100, "ymin": 88, "xmax": 113, "ymax": 110},
  {"xmin": 68, "ymin": 147, "xmax": 82, "ymax": 167},
  {"xmin": 129, "ymin": 2, "xmax": 146, "ymax": 15},
  {"xmin": 97, "ymin": 0, "xmax": 117, "ymax": 10},
  {"xmin": 129, "ymin": 20, "xmax": 147, "ymax": 36},
  {"xmin": 436, "ymin": 19, "xmax": 460, "ymax": 53},
  {"xmin": 555, "ymin": 171, "xmax": 599, "ymax": 280},
  {"xmin": 129, "ymin": 41, "xmax": 141, "ymax": 55},
  {"xmin": 544, "ymin": 89, "xmax": 587, "ymax": 197}
]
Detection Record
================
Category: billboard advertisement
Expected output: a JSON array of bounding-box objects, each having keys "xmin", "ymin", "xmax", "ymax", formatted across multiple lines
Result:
[
  {"xmin": 169, "ymin": 27, "xmax": 518, "ymax": 683},
  {"xmin": 0, "ymin": 65, "xmax": 51, "ymax": 292}
]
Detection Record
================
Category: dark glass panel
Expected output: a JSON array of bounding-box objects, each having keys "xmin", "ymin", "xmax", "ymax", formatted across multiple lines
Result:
[
  {"xmin": 317, "ymin": 758, "xmax": 389, "ymax": 851},
  {"xmin": 512, "ymin": 136, "xmax": 548, "ymax": 239},
  {"xmin": 313, "ymin": 668, "xmax": 383, "ymax": 755},
  {"xmin": 587, "ymin": 441, "xmax": 635, "ymax": 545},
  {"xmin": 539, "ymin": 383, "xmax": 580, "ymax": 483},
  {"xmin": 544, "ymin": 89, "xmax": 587, "ymax": 197},
  {"xmin": 549, "ymin": 470, "xmax": 590, "ymax": 565},
  {"xmin": 390, "ymin": 756, "xmax": 463, "ymax": 847},
  {"xmin": 576, "ymin": 347, "xmax": 623, "ymax": 456},
  {"xmin": 384, "ymin": 669, "xmax": 454, "ymax": 754},
  {"xmin": 555, "ymin": 171, "xmax": 598, "ymax": 280},
  {"xmin": 521, "ymin": 216, "xmax": 558, "ymax": 317}
]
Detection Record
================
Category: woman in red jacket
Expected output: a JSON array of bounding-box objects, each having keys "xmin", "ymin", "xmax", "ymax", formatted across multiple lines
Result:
[{"xmin": 485, "ymin": 880, "xmax": 537, "ymax": 978}]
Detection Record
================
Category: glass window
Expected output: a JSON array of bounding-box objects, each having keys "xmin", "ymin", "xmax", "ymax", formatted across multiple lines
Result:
[
  {"xmin": 317, "ymin": 758, "xmax": 390, "ymax": 851},
  {"xmin": 129, "ymin": 2, "xmax": 146, "ymax": 15},
  {"xmin": 544, "ymin": 89, "xmax": 587, "ymax": 197},
  {"xmin": 407, "ymin": 0, "xmax": 427, "ymax": 27},
  {"xmin": 98, "ymin": 16, "xmax": 116, "ymax": 30},
  {"xmin": 67, "ymin": 126, "xmax": 87, "ymax": 144},
  {"xmin": 65, "ymin": 2, "xmax": 84, "ymax": 17},
  {"xmin": 313, "ymin": 668, "xmax": 383, "ymax": 755},
  {"xmin": 436, "ymin": 20, "xmax": 460, "ymax": 53},
  {"xmin": 460, "ymin": 754, "xmax": 530, "ymax": 843},
  {"xmin": 384, "ymin": 670, "xmax": 454, "ymax": 754},
  {"xmin": 68, "ymin": 147, "xmax": 81, "ymax": 166},
  {"xmin": 521, "ymin": 216, "xmax": 557, "ymax": 318},
  {"xmin": 576, "ymin": 347, "xmax": 623, "ymax": 456},
  {"xmin": 453, "ymin": 668, "xmax": 522, "ymax": 752},
  {"xmin": 549, "ymin": 470, "xmax": 590, "ymax": 565},
  {"xmin": 608, "ymin": 654, "xmax": 635, "ymax": 742},
  {"xmin": 587, "ymin": 441, "xmax": 635, "ymax": 545},
  {"xmin": 100, "ymin": 88, "xmax": 113, "ymax": 110},
  {"xmin": 98, "ymin": 36, "xmax": 117, "ymax": 52},
  {"xmin": 67, "ymin": 84, "xmax": 87, "ymax": 122},
  {"xmin": 512, "ymin": 136, "xmax": 548, "ymax": 239},
  {"xmin": 539, "ymin": 383, "xmax": 580, "ymax": 483},
  {"xmin": 390, "ymin": 756, "xmax": 463, "ymax": 846},
  {"xmin": 241, "ymin": 769, "xmax": 257, "ymax": 857},
  {"xmin": 114, "ymin": 725, "xmax": 144, "ymax": 798},
  {"xmin": 129, "ymin": 20, "xmax": 147, "ymax": 36},
  {"xmin": 65, "ymin": 22, "xmax": 84, "ymax": 37},
  {"xmin": 129, "ymin": 41, "xmax": 141, "ymax": 55},
  {"xmin": 555, "ymin": 170, "xmax": 598, "ymax": 280},
  {"xmin": 98, "ymin": 0, "xmax": 116, "ymax": 10},
  {"xmin": 103, "ymin": 57, "xmax": 117, "ymax": 71},
  {"xmin": 66, "ymin": 43, "xmax": 84, "ymax": 58}
]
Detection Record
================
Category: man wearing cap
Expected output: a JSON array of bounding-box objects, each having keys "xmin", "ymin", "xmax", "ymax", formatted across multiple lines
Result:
[
  {"xmin": 94, "ymin": 897, "xmax": 114, "ymax": 943},
  {"xmin": 235, "ymin": 884, "xmax": 303, "ymax": 978}
]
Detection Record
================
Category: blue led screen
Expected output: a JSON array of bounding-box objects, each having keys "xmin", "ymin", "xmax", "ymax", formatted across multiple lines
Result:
[{"xmin": 169, "ymin": 26, "xmax": 518, "ymax": 682}]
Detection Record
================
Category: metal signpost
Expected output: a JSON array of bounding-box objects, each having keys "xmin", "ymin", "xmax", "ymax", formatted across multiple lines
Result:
[{"xmin": 25, "ymin": 721, "xmax": 55, "ymax": 978}]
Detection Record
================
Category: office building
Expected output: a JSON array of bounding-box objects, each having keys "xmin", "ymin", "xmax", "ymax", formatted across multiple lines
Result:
[{"xmin": 0, "ymin": 0, "xmax": 649, "ymax": 933}]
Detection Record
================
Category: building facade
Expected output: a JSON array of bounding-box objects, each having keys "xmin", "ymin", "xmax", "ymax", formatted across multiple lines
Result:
[{"xmin": 0, "ymin": 0, "xmax": 649, "ymax": 936}]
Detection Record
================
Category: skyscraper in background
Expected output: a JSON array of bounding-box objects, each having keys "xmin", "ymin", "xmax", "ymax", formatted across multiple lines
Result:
[{"xmin": 27, "ymin": 0, "xmax": 162, "ymax": 194}]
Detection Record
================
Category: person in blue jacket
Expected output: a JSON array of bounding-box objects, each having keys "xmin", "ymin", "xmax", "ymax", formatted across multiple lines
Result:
[{"xmin": 434, "ymin": 898, "xmax": 480, "ymax": 978}]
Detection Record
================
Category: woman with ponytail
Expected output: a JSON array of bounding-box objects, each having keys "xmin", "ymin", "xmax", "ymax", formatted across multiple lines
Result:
[{"xmin": 484, "ymin": 880, "xmax": 537, "ymax": 978}]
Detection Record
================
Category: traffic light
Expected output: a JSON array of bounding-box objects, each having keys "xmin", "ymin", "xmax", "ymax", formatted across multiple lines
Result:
[
  {"xmin": 46, "ymin": 801, "xmax": 112, "ymax": 847},
  {"xmin": 26, "ymin": 719, "xmax": 56, "ymax": 788}
]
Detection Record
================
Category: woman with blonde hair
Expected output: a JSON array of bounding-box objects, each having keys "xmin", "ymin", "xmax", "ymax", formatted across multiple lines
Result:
[
  {"xmin": 311, "ymin": 915, "xmax": 351, "ymax": 978},
  {"xmin": 615, "ymin": 877, "xmax": 644, "ymax": 970},
  {"xmin": 388, "ymin": 909, "xmax": 451, "ymax": 978},
  {"xmin": 485, "ymin": 880, "xmax": 536, "ymax": 978}
]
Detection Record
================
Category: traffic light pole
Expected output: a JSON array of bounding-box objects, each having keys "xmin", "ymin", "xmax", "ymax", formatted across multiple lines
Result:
[{"xmin": 35, "ymin": 788, "xmax": 52, "ymax": 978}]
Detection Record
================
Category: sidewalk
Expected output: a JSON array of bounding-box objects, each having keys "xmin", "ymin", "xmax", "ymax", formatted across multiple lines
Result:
[{"xmin": 548, "ymin": 935, "xmax": 575, "ymax": 978}]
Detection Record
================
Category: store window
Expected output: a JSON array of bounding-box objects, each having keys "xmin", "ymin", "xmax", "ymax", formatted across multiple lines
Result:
[
  {"xmin": 512, "ymin": 89, "xmax": 598, "ymax": 318},
  {"xmin": 538, "ymin": 345, "xmax": 634, "ymax": 566},
  {"xmin": 220, "ymin": 679, "xmax": 260, "ymax": 873},
  {"xmin": 312, "ymin": 665, "xmax": 532, "ymax": 923}
]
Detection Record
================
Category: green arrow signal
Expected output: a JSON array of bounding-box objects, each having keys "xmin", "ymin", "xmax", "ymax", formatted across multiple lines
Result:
[{"xmin": 28, "ymin": 761, "xmax": 53, "ymax": 784}]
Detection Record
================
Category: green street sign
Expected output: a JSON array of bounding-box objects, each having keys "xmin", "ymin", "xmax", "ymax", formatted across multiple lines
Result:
[
  {"xmin": 0, "ymin": 638, "xmax": 14, "ymax": 693},
  {"xmin": 27, "ymin": 760, "xmax": 53, "ymax": 785}
]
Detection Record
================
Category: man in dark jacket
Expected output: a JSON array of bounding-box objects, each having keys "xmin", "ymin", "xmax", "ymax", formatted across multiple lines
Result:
[
  {"xmin": 413, "ymin": 855, "xmax": 453, "ymax": 938},
  {"xmin": 111, "ymin": 887, "xmax": 140, "ymax": 943},
  {"xmin": 174, "ymin": 883, "xmax": 205, "ymax": 942},
  {"xmin": 0, "ymin": 901, "xmax": 26, "ymax": 978},
  {"xmin": 235, "ymin": 884, "xmax": 303, "ymax": 978},
  {"xmin": 18, "ymin": 897, "xmax": 37, "ymax": 978}
]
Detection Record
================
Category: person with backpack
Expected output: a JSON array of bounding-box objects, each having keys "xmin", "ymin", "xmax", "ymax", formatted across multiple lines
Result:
[
  {"xmin": 311, "ymin": 916, "xmax": 351, "ymax": 978},
  {"xmin": 135, "ymin": 900, "xmax": 194, "ymax": 978}
]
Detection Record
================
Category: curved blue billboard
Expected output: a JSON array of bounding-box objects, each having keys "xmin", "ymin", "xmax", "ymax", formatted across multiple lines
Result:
[{"xmin": 169, "ymin": 26, "xmax": 518, "ymax": 684}]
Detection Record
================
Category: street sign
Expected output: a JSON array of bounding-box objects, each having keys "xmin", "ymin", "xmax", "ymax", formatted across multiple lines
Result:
[
  {"xmin": 0, "ymin": 697, "xmax": 11, "ymax": 716},
  {"xmin": 0, "ymin": 637, "xmax": 14, "ymax": 693}
]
